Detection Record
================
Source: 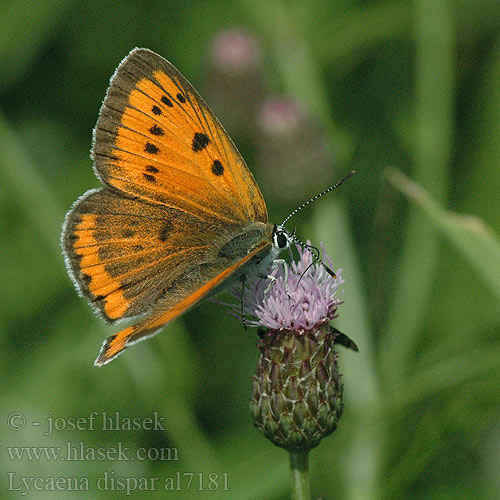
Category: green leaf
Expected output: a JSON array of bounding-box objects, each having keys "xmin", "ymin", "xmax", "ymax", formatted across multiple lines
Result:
[
  {"xmin": 387, "ymin": 169, "xmax": 500, "ymax": 301},
  {"xmin": 380, "ymin": 0, "xmax": 454, "ymax": 385}
]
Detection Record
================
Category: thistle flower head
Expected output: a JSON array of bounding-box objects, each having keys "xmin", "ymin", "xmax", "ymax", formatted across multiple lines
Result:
[
  {"xmin": 243, "ymin": 243, "xmax": 347, "ymax": 452},
  {"xmin": 240, "ymin": 243, "xmax": 343, "ymax": 331}
]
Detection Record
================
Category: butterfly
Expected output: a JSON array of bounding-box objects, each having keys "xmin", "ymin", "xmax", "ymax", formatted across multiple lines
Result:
[{"xmin": 62, "ymin": 48, "xmax": 295, "ymax": 366}]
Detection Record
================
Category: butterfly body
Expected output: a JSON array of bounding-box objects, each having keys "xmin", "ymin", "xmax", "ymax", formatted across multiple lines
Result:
[{"xmin": 62, "ymin": 48, "xmax": 289, "ymax": 366}]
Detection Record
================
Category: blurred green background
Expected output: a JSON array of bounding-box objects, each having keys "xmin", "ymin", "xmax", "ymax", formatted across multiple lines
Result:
[{"xmin": 1, "ymin": 0, "xmax": 500, "ymax": 499}]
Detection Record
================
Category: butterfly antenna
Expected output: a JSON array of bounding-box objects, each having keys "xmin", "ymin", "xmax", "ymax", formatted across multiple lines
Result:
[
  {"xmin": 282, "ymin": 171, "xmax": 354, "ymax": 283},
  {"xmin": 281, "ymin": 170, "xmax": 355, "ymax": 227}
]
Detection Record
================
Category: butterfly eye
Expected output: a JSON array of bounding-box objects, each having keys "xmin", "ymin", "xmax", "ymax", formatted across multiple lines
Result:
[
  {"xmin": 277, "ymin": 232, "xmax": 288, "ymax": 249},
  {"xmin": 273, "ymin": 230, "xmax": 288, "ymax": 250},
  {"xmin": 272, "ymin": 224, "xmax": 291, "ymax": 250}
]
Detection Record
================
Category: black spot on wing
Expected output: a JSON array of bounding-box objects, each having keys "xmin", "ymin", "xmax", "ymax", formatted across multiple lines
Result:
[
  {"xmin": 145, "ymin": 143, "xmax": 159, "ymax": 154},
  {"xmin": 176, "ymin": 93, "xmax": 186, "ymax": 103},
  {"xmin": 152, "ymin": 105, "xmax": 162, "ymax": 115},
  {"xmin": 159, "ymin": 221, "xmax": 173, "ymax": 242},
  {"xmin": 146, "ymin": 165, "xmax": 159, "ymax": 173},
  {"xmin": 192, "ymin": 132, "xmax": 210, "ymax": 152},
  {"xmin": 161, "ymin": 96, "xmax": 173, "ymax": 107},
  {"xmin": 82, "ymin": 273, "xmax": 92, "ymax": 287},
  {"xmin": 149, "ymin": 125, "xmax": 164, "ymax": 136},
  {"xmin": 143, "ymin": 173, "xmax": 156, "ymax": 183},
  {"xmin": 212, "ymin": 160, "xmax": 224, "ymax": 176}
]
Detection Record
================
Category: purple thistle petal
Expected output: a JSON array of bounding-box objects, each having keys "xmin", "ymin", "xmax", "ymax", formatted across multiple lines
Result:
[{"xmin": 228, "ymin": 242, "xmax": 343, "ymax": 331}]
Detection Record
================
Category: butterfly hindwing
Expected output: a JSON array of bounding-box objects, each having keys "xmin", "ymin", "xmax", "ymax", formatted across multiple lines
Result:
[
  {"xmin": 63, "ymin": 188, "xmax": 269, "ymax": 322},
  {"xmin": 93, "ymin": 48, "xmax": 267, "ymax": 225},
  {"xmin": 94, "ymin": 236, "xmax": 272, "ymax": 366}
]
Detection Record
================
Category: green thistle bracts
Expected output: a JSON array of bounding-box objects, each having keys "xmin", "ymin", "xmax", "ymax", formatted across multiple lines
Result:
[{"xmin": 250, "ymin": 321, "xmax": 343, "ymax": 451}]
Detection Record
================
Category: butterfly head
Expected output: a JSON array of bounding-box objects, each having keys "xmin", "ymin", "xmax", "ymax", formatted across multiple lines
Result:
[{"xmin": 272, "ymin": 223, "xmax": 335, "ymax": 280}]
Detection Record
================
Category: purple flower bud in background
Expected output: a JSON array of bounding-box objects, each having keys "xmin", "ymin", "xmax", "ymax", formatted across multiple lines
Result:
[
  {"xmin": 256, "ymin": 97, "xmax": 335, "ymax": 208},
  {"xmin": 211, "ymin": 28, "xmax": 261, "ymax": 75},
  {"xmin": 205, "ymin": 28, "xmax": 264, "ymax": 141}
]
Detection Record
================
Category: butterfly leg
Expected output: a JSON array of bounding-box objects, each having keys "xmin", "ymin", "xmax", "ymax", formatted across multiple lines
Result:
[
  {"xmin": 240, "ymin": 275, "xmax": 248, "ymax": 331},
  {"xmin": 264, "ymin": 259, "xmax": 290, "ymax": 296}
]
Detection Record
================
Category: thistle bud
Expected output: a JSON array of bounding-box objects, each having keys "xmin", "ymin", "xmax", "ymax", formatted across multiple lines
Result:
[
  {"xmin": 250, "ymin": 322, "xmax": 343, "ymax": 451},
  {"xmin": 255, "ymin": 98, "xmax": 335, "ymax": 208},
  {"xmin": 205, "ymin": 29, "xmax": 264, "ymax": 141},
  {"xmin": 233, "ymin": 243, "xmax": 351, "ymax": 452}
]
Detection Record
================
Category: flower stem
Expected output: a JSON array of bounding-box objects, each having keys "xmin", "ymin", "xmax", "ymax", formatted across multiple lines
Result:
[{"xmin": 289, "ymin": 450, "xmax": 310, "ymax": 500}]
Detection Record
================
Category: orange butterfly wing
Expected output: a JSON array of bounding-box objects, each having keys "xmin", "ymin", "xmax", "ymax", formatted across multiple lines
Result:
[
  {"xmin": 93, "ymin": 48, "xmax": 267, "ymax": 225},
  {"xmin": 62, "ymin": 48, "xmax": 272, "ymax": 365},
  {"xmin": 63, "ymin": 189, "xmax": 264, "ymax": 322},
  {"xmin": 94, "ymin": 240, "xmax": 271, "ymax": 366}
]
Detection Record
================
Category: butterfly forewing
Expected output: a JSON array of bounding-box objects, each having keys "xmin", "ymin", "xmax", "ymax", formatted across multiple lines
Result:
[{"xmin": 93, "ymin": 48, "xmax": 267, "ymax": 225}]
